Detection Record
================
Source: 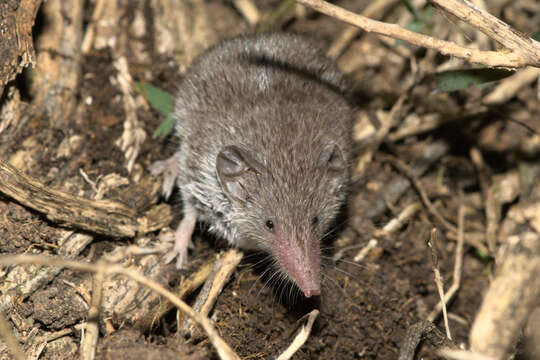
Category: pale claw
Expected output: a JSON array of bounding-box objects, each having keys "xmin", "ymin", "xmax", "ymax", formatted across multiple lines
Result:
[
  {"xmin": 164, "ymin": 212, "xmax": 197, "ymax": 269},
  {"xmin": 163, "ymin": 243, "xmax": 189, "ymax": 269},
  {"xmin": 149, "ymin": 152, "xmax": 181, "ymax": 200}
]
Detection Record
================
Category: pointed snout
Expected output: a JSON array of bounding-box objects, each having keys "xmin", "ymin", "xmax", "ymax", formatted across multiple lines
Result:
[
  {"xmin": 273, "ymin": 239, "xmax": 321, "ymax": 298},
  {"xmin": 302, "ymin": 284, "xmax": 320, "ymax": 298},
  {"xmin": 295, "ymin": 262, "xmax": 320, "ymax": 298}
]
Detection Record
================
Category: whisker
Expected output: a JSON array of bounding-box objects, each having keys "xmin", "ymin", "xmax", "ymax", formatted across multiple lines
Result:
[
  {"xmin": 257, "ymin": 263, "xmax": 282, "ymax": 299},
  {"xmin": 321, "ymin": 272, "xmax": 348, "ymax": 298},
  {"xmin": 320, "ymin": 255, "xmax": 369, "ymax": 271},
  {"xmin": 324, "ymin": 263, "xmax": 363, "ymax": 282},
  {"xmin": 248, "ymin": 264, "xmax": 274, "ymax": 297}
]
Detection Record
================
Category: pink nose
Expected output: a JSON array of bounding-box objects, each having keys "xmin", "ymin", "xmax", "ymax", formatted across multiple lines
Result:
[{"xmin": 302, "ymin": 285, "xmax": 320, "ymax": 298}]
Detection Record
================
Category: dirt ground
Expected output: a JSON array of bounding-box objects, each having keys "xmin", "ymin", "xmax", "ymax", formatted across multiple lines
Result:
[{"xmin": 0, "ymin": 0, "xmax": 539, "ymax": 359}]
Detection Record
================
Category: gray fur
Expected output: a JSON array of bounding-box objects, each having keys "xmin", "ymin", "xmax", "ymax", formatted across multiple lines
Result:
[{"xmin": 163, "ymin": 32, "xmax": 353, "ymax": 295}]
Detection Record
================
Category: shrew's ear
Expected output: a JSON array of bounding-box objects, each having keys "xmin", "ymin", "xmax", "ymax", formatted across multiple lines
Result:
[
  {"xmin": 217, "ymin": 145, "xmax": 264, "ymax": 203},
  {"xmin": 318, "ymin": 143, "xmax": 345, "ymax": 172}
]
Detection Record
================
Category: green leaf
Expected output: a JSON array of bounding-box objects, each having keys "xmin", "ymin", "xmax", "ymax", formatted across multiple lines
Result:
[
  {"xmin": 532, "ymin": 30, "xmax": 540, "ymax": 41},
  {"xmin": 420, "ymin": 5, "xmax": 434, "ymax": 19},
  {"xmin": 395, "ymin": 5, "xmax": 433, "ymax": 46},
  {"xmin": 152, "ymin": 113, "xmax": 176, "ymax": 139},
  {"xmin": 134, "ymin": 82, "xmax": 176, "ymax": 138},
  {"xmin": 475, "ymin": 248, "xmax": 491, "ymax": 263},
  {"xmin": 134, "ymin": 81, "xmax": 174, "ymax": 116},
  {"xmin": 406, "ymin": 20, "xmax": 425, "ymax": 34},
  {"xmin": 436, "ymin": 68, "xmax": 514, "ymax": 92}
]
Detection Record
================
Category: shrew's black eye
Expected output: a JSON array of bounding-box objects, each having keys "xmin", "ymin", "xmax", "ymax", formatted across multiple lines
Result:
[
  {"xmin": 265, "ymin": 219, "xmax": 274, "ymax": 230},
  {"xmin": 312, "ymin": 216, "xmax": 319, "ymax": 226}
]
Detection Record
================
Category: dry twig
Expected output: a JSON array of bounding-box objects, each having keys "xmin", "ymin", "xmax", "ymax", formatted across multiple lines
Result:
[
  {"xmin": 426, "ymin": 229, "xmax": 452, "ymax": 340},
  {"xmin": 354, "ymin": 94, "xmax": 408, "ymax": 178},
  {"xmin": 469, "ymin": 147, "xmax": 495, "ymax": 253},
  {"xmin": 483, "ymin": 67, "xmax": 540, "ymax": 105},
  {"xmin": 295, "ymin": 0, "xmax": 540, "ymax": 68},
  {"xmin": 140, "ymin": 261, "xmax": 214, "ymax": 330},
  {"xmin": 428, "ymin": 206, "xmax": 465, "ymax": 322},
  {"xmin": 81, "ymin": 0, "xmax": 107, "ymax": 53},
  {"xmin": 365, "ymin": 141, "xmax": 449, "ymax": 220},
  {"xmin": 382, "ymin": 155, "xmax": 458, "ymax": 234},
  {"xmin": 79, "ymin": 265, "xmax": 105, "ymax": 360},
  {"xmin": 375, "ymin": 202, "xmax": 422, "ymax": 236},
  {"xmin": 353, "ymin": 239, "xmax": 378, "ymax": 263},
  {"xmin": 181, "ymin": 250, "xmax": 243, "ymax": 337}
]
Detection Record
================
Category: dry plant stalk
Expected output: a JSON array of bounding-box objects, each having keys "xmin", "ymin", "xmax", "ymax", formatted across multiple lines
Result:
[
  {"xmin": 427, "ymin": 229, "xmax": 452, "ymax": 341},
  {"xmin": 79, "ymin": 267, "xmax": 105, "ymax": 360},
  {"xmin": 295, "ymin": 0, "xmax": 540, "ymax": 68},
  {"xmin": 483, "ymin": 68, "xmax": 540, "ymax": 105},
  {"xmin": 113, "ymin": 57, "xmax": 147, "ymax": 174},
  {"xmin": 383, "ymin": 155, "xmax": 458, "ymax": 234},
  {"xmin": 276, "ymin": 310, "xmax": 319, "ymax": 360},
  {"xmin": 181, "ymin": 250, "xmax": 243, "ymax": 337},
  {"xmin": 365, "ymin": 141, "xmax": 449, "ymax": 221},
  {"xmin": 427, "ymin": 206, "xmax": 465, "ymax": 322},
  {"xmin": 140, "ymin": 261, "xmax": 214, "ymax": 330}
]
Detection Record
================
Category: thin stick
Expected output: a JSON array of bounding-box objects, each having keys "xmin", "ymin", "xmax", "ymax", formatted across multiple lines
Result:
[
  {"xmin": 428, "ymin": 206, "xmax": 465, "ymax": 322},
  {"xmin": 354, "ymin": 93, "xmax": 408, "ymax": 178},
  {"xmin": 365, "ymin": 141, "xmax": 449, "ymax": 221},
  {"xmin": 430, "ymin": 0, "xmax": 540, "ymax": 64},
  {"xmin": 257, "ymin": 0, "xmax": 296, "ymax": 32},
  {"xmin": 181, "ymin": 250, "xmax": 243, "ymax": 337},
  {"xmin": 383, "ymin": 155, "xmax": 458, "ymax": 234},
  {"xmin": 353, "ymin": 239, "xmax": 378, "ymax": 263},
  {"xmin": 294, "ymin": 0, "xmax": 540, "ymax": 68},
  {"xmin": 79, "ymin": 265, "xmax": 105, "ymax": 360},
  {"xmin": 483, "ymin": 67, "xmax": 540, "ymax": 105},
  {"xmin": 427, "ymin": 229, "xmax": 452, "ymax": 340},
  {"xmin": 376, "ymin": 202, "xmax": 422, "ymax": 235},
  {"xmin": 34, "ymin": 328, "xmax": 73, "ymax": 343},
  {"xmin": 81, "ymin": 0, "xmax": 106, "ymax": 53}
]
